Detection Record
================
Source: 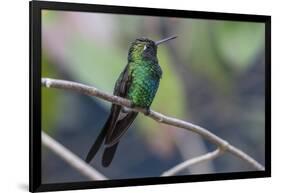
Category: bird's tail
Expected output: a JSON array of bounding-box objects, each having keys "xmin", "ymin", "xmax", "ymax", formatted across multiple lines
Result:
[
  {"xmin": 85, "ymin": 114, "xmax": 113, "ymax": 163},
  {"xmin": 85, "ymin": 104, "xmax": 121, "ymax": 164},
  {"xmin": 101, "ymin": 112, "xmax": 138, "ymax": 167},
  {"xmin": 102, "ymin": 142, "xmax": 119, "ymax": 167}
]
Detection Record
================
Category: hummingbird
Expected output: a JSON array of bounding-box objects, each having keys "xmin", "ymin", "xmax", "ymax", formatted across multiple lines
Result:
[{"xmin": 85, "ymin": 35, "xmax": 177, "ymax": 167}]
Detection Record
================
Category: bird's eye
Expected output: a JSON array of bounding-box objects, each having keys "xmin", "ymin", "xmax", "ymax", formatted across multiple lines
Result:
[{"xmin": 143, "ymin": 45, "xmax": 147, "ymax": 51}]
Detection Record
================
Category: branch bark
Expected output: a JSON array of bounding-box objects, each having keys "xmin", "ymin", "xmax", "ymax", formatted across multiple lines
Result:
[
  {"xmin": 41, "ymin": 78, "xmax": 265, "ymax": 172},
  {"xmin": 42, "ymin": 131, "xmax": 108, "ymax": 181},
  {"xmin": 161, "ymin": 148, "xmax": 223, "ymax": 176}
]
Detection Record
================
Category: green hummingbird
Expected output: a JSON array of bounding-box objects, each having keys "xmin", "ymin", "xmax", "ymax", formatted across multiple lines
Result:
[{"xmin": 85, "ymin": 35, "xmax": 177, "ymax": 167}]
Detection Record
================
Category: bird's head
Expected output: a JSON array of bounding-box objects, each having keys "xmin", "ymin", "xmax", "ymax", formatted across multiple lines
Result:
[{"xmin": 128, "ymin": 35, "xmax": 177, "ymax": 62}]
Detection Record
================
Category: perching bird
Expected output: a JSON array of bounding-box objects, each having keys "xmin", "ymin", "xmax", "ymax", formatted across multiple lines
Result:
[{"xmin": 85, "ymin": 35, "xmax": 177, "ymax": 167}]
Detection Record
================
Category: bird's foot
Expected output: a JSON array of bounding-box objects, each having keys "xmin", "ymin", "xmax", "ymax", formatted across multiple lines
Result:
[
  {"xmin": 130, "ymin": 102, "xmax": 150, "ymax": 115},
  {"xmin": 144, "ymin": 108, "xmax": 151, "ymax": 116},
  {"xmin": 130, "ymin": 102, "xmax": 135, "ymax": 109}
]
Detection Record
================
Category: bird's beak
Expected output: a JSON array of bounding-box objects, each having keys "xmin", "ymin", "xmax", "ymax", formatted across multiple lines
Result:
[{"xmin": 155, "ymin": 35, "xmax": 177, "ymax": 46}]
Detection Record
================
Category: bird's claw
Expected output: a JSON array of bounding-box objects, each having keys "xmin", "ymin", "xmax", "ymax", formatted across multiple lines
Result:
[
  {"xmin": 130, "ymin": 102, "xmax": 150, "ymax": 115},
  {"xmin": 144, "ymin": 108, "xmax": 151, "ymax": 116},
  {"xmin": 130, "ymin": 102, "xmax": 135, "ymax": 109}
]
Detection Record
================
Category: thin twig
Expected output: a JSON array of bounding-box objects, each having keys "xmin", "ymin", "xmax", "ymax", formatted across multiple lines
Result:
[
  {"xmin": 41, "ymin": 78, "xmax": 265, "ymax": 171},
  {"xmin": 161, "ymin": 148, "xmax": 224, "ymax": 176},
  {"xmin": 42, "ymin": 131, "xmax": 108, "ymax": 181}
]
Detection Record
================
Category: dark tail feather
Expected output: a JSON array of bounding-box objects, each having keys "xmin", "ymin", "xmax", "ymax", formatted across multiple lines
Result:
[
  {"xmin": 101, "ymin": 112, "xmax": 137, "ymax": 167},
  {"xmin": 85, "ymin": 105, "xmax": 121, "ymax": 163},
  {"xmin": 85, "ymin": 114, "xmax": 114, "ymax": 163},
  {"xmin": 102, "ymin": 142, "xmax": 119, "ymax": 167},
  {"xmin": 85, "ymin": 125, "xmax": 107, "ymax": 163}
]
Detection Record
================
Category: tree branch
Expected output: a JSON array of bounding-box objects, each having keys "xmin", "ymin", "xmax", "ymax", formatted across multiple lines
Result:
[
  {"xmin": 42, "ymin": 131, "xmax": 108, "ymax": 181},
  {"xmin": 161, "ymin": 148, "xmax": 224, "ymax": 176},
  {"xmin": 41, "ymin": 78, "xmax": 265, "ymax": 171}
]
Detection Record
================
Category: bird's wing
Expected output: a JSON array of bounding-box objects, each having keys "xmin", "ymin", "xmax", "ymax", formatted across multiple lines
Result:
[
  {"xmin": 104, "ymin": 64, "xmax": 138, "ymax": 146},
  {"xmin": 85, "ymin": 65, "xmax": 130, "ymax": 163},
  {"xmin": 105, "ymin": 111, "xmax": 138, "ymax": 146}
]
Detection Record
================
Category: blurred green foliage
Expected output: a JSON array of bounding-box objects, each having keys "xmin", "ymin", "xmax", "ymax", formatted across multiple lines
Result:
[
  {"xmin": 66, "ymin": 36, "xmax": 124, "ymax": 94},
  {"xmin": 213, "ymin": 22, "xmax": 264, "ymax": 71}
]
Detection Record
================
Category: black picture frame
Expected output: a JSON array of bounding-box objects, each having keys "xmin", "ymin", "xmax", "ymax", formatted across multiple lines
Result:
[{"xmin": 30, "ymin": 0, "xmax": 271, "ymax": 192}]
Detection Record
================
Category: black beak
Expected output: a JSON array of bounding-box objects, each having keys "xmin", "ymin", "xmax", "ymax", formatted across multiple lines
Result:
[{"xmin": 155, "ymin": 35, "xmax": 177, "ymax": 46}]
